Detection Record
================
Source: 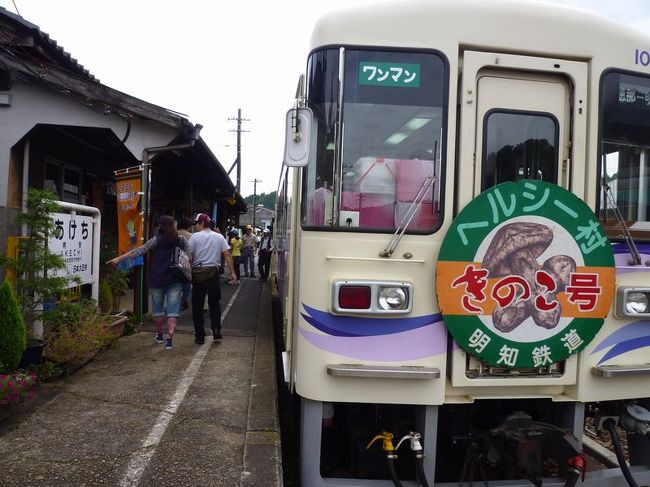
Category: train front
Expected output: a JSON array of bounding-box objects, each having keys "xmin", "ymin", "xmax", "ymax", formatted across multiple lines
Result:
[{"xmin": 281, "ymin": 23, "xmax": 650, "ymax": 487}]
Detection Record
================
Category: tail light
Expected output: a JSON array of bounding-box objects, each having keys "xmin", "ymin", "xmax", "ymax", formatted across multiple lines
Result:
[{"xmin": 338, "ymin": 286, "xmax": 371, "ymax": 309}]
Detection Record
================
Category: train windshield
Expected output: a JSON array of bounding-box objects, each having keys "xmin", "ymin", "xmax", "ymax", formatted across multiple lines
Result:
[
  {"xmin": 303, "ymin": 48, "xmax": 446, "ymax": 232},
  {"xmin": 600, "ymin": 71, "xmax": 650, "ymax": 238}
]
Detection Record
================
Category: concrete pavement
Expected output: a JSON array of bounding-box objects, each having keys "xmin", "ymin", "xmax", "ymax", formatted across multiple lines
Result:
[{"xmin": 0, "ymin": 277, "xmax": 282, "ymax": 487}]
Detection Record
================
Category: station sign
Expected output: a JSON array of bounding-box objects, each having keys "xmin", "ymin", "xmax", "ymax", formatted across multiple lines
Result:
[
  {"xmin": 48, "ymin": 212, "xmax": 94, "ymax": 286},
  {"xmin": 436, "ymin": 180, "xmax": 615, "ymax": 368}
]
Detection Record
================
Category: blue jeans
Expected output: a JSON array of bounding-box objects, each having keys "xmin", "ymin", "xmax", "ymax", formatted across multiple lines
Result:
[
  {"xmin": 242, "ymin": 247, "xmax": 255, "ymax": 276},
  {"xmin": 150, "ymin": 282, "xmax": 183, "ymax": 318}
]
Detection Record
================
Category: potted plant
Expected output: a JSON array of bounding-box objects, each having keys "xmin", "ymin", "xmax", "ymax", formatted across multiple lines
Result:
[
  {"xmin": 104, "ymin": 267, "xmax": 129, "ymax": 314},
  {"xmin": 44, "ymin": 300, "xmax": 115, "ymax": 370}
]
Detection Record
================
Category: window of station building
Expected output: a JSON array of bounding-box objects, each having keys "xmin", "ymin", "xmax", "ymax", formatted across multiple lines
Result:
[{"xmin": 44, "ymin": 158, "xmax": 82, "ymax": 204}]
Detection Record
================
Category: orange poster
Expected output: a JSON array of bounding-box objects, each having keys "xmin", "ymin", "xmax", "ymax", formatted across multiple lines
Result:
[{"xmin": 116, "ymin": 175, "xmax": 143, "ymax": 256}]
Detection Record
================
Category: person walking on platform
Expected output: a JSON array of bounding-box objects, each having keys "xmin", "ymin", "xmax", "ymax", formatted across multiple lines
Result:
[
  {"xmin": 177, "ymin": 217, "xmax": 193, "ymax": 310},
  {"xmin": 241, "ymin": 224, "xmax": 257, "ymax": 278},
  {"xmin": 107, "ymin": 215, "xmax": 187, "ymax": 351},
  {"xmin": 229, "ymin": 230, "xmax": 243, "ymax": 282},
  {"xmin": 257, "ymin": 227, "xmax": 273, "ymax": 282},
  {"xmin": 189, "ymin": 213, "xmax": 237, "ymax": 344}
]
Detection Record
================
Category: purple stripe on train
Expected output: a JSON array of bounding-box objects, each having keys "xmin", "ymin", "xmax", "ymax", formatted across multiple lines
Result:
[
  {"xmin": 299, "ymin": 322, "xmax": 448, "ymax": 361},
  {"xmin": 611, "ymin": 242, "xmax": 650, "ymax": 255},
  {"xmin": 299, "ymin": 304, "xmax": 447, "ymax": 360},
  {"xmin": 591, "ymin": 320, "xmax": 650, "ymax": 365},
  {"xmin": 301, "ymin": 303, "xmax": 441, "ymax": 337},
  {"xmin": 611, "ymin": 243, "xmax": 650, "ymax": 274}
]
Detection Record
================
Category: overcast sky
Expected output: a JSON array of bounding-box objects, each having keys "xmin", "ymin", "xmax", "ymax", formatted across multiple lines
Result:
[{"xmin": 2, "ymin": 0, "xmax": 650, "ymax": 198}]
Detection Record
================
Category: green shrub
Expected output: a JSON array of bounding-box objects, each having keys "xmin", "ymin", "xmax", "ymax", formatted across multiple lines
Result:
[
  {"xmin": 43, "ymin": 301, "xmax": 85, "ymax": 335},
  {"xmin": 44, "ymin": 300, "xmax": 113, "ymax": 364},
  {"xmin": 124, "ymin": 312, "xmax": 138, "ymax": 335},
  {"xmin": 98, "ymin": 280, "xmax": 113, "ymax": 314},
  {"xmin": 0, "ymin": 280, "xmax": 27, "ymax": 372}
]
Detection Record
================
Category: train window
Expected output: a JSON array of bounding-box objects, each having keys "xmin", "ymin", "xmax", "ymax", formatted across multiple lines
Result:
[
  {"xmin": 600, "ymin": 72, "xmax": 650, "ymax": 236},
  {"xmin": 302, "ymin": 48, "xmax": 446, "ymax": 232},
  {"xmin": 482, "ymin": 110, "xmax": 558, "ymax": 190},
  {"xmin": 302, "ymin": 48, "xmax": 340, "ymax": 227}
]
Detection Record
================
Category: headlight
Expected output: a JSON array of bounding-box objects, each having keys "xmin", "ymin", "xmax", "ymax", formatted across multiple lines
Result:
[
  {"xmin": 617, "ymin": 287, "xmax": 650, "ymax": 318},
  {"xmin": 378, "ymin": 287, "xmax": 408, "ymax": 310},
  {"xmin": 626, "ymin": 292, "xmax": 650, "ymax": 314}
]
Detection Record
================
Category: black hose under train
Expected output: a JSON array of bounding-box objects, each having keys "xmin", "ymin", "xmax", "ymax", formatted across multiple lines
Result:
[
  {"xmin": 386, "ymin": 456, "xmax": 403, "ymax": 487},
  {"xmin": 415, "ymin": 456, "xmax": 430, "ymax": 487},
  {"xmin": 604, "ymin": 420, "xmax": 640, "ymax": 487}
]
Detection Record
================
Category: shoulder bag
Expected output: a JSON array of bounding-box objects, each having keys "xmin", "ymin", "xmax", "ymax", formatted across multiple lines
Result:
[{"xmin": 170, "ymin": 237, "xmax": 192, "ymax": 282}]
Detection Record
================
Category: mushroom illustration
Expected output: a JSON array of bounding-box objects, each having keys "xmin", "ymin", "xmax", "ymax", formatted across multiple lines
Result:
[
  {"xmin": 542, "ymin": 255, "xmax": 576, "ymax": 292},
  {"xmin": 483, "ymin": 222, "xmax": 553, "ymax": 277},
  {"xmin": 482, "ymin": 222, "xmax": 576, "ymax": 333}
]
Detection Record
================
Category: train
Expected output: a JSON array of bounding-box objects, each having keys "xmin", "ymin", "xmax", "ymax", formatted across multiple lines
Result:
[{"xmin": 274, "ymin": 1, "xmax": 650, "ymax": 485}]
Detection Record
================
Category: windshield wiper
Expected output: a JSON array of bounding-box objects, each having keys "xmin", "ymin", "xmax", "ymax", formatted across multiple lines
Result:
[
  {"xmin": 380, "ymin": 175, "xmax": 436, "ymax": 258},
  {"xmin": 603, "ymin": 182, "xmax": 642, "ymax": 265}
]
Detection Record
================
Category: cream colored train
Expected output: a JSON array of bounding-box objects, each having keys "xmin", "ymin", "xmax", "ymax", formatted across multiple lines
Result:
[{"xmin": 275, "ymin": 1, "xmax": 650, "ymax": 485}]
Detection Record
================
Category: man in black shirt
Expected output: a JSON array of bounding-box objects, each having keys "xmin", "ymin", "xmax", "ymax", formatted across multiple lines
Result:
[{"xmin": 257, "ymin": 227, "xmax": 273, "ymax": 282}]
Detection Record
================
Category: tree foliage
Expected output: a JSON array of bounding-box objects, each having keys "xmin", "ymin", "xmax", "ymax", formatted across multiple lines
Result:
[
  {"xmin": 0, "ymin": 189, "xmax": 74, "ymax": 324},
  {"xmin": 0, "ymin": 280, "xmax": 26, "ymax": 372},
  {"xmin": 244, "ymin": 191, "xmax": 277, "ymax": 210}
]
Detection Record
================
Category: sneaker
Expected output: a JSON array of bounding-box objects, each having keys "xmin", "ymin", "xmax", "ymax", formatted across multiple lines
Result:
[
  {"xmin": 195, "ymin": 337, "xmax": 205, "ymax": 345},
  {"xmin": 165, "ymin": 338, "xmax": 173, "ymax": 350},
  {"xmin": 154, "ymin": 333, "xmax": 164, "ymax": 344},
  {"xmin": 213, "ymin": 332, "xmax": 222, "ymax": 340},
  {"xmin": 251, "ymin": 274, "xmax": 256, "ymax": 278}
]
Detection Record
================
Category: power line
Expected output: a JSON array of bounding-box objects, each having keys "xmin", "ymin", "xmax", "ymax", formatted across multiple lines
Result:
[{"xmin": 11, "ymin": 0, "xmax": 20, "ymax": 16}]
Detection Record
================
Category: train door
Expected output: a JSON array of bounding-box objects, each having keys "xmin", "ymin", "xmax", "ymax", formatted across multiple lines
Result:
[
  {"xmin": 457, "ymin": 51, "xmax": 588, "ymax": 208},
  {"xmin": 451, "ymin": 51, "xmax": 590, "ymax": 387}
]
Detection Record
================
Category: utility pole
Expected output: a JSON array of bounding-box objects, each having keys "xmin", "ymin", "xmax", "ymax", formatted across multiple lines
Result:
[
  {"xmin": 227, "ymin": 108, "xmax": 250, "ymax": 193},
  {"xmin": 251, "ymin": 178, "xmax": 262, "ymax": 229}
]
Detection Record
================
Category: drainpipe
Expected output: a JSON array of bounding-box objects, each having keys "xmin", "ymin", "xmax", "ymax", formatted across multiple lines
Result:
[
  {"xmin": 21, "ymin": 140, "xmax": 29, "ymax": 236},
  {"xmin": 134, "ymin": 124, "xmax": 203, "ymax": 322}
]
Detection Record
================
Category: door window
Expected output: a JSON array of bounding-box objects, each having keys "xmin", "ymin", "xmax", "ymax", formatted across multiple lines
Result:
[{"xmin": 482, "ymin": 110, "xmax": 558, "ymax": 190}]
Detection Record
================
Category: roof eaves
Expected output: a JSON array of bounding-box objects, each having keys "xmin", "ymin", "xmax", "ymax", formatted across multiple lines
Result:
[
  {"xmin": 0, "ymin": 52, "xmax": 189, "ymax": 129},
  {"xmin": 0, "ymin": 7, "xmax": 96, "ymax": 81}
]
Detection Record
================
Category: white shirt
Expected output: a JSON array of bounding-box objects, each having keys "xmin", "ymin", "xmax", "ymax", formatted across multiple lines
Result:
[{"xmin": 188, "ymin": 229, "xmax": 230, "ymax": 267}]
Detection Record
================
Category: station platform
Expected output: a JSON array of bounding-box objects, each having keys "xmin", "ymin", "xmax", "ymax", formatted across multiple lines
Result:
[{"xmin": 0, "ymin": 276, "xmax": 283, "ymax": 487}]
